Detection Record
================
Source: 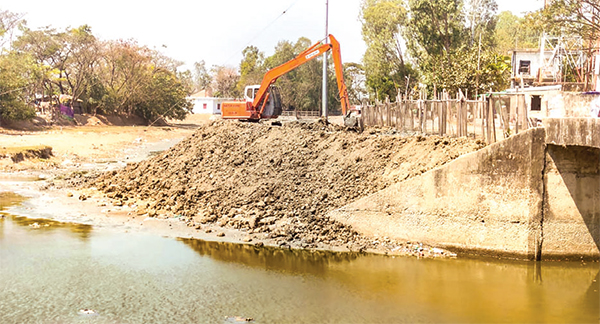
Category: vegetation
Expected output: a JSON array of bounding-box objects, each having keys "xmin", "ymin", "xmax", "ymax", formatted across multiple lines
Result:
[
  {"xmin": 2, "ymin": 1, "xmax": 596, "ymax": 119},
  {"xmin": 360, "ymin": 0, "xmax": 514, "ymax": 100},
  {"xmin": 0, "ymin": 10, "xmax": 192, "ymax": 123}
]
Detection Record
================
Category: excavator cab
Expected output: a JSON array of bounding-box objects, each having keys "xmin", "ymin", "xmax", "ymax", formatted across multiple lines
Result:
[{"xmin": 244, "ymin": 85, "xmax": 282, "ymax": 118}]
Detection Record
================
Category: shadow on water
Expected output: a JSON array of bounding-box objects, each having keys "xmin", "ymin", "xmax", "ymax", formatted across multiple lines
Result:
[
  {"xmin": 548, "ymin": 145, "xmax": 600, "ymax": 254},
  {"xmin": 0, "ymin": 191, "xmax": 93, "ymax": 240},
  {"xmin": 178, "ymin": 238, "xmax": 360, "ymax": 277}
]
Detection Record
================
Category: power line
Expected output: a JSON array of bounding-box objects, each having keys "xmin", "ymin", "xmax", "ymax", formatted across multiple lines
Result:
[{"xmin": 222, "ymin": 0, "xmax": 301, "ymax": 65}]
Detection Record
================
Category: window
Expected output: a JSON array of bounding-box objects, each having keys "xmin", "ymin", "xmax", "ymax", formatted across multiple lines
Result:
[
  {"xmin": 518, "ymin": 60, "xmax": 531, "ymax": 74},
  {"xmin": 203, "ymin": 103, "xmax": 207, "ymax": 110},
  {"xmin": 531, "ymin": 95, "xmax": 541, "ymax": 111}
]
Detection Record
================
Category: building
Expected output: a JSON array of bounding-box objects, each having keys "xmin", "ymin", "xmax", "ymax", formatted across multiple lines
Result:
[
  {"xmin": 510, "ymin": 35, "xmax": 600, "ymax": 92},
  {"xmin": 188, "ymin": 89, "xmax": 230, "ymax": 115}
]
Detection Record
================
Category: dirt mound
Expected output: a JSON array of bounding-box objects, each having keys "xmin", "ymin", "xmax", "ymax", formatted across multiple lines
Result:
[{"xmin": 85, "ymin": 120, "xmax": 484, "ymax": 250}]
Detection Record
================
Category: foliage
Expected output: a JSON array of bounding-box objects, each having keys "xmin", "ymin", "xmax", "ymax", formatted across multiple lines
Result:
[
  {"xmin": 343, "ymin": 62, "xmax": 367, "ymax": 103},
  {"xmin": 538, "ymin": 0, "xmax": 600, "ymax": 43},
  {"xmin": 423, "ymin": 49, "xmax": 510, "ymax": 95},
  {"xmin": 210, "ymin": 65, "xmax": 240, "ymax": 98},
  {"xmin": 2, "ymin": 13, "xmax": 192, "ymax": 122},
  {"xmin": 360, "ymin": 0, "xmax": 507, "ymax": 99},
  {"xmin": 360, "ymin": 0, "xmax": 417, "ymax": 100},
  {"xmin": 494, "ymin": 11, "xmax": 540, "ymax": 54},
  {"xmin": 237, "ymin": 45, "xmax": 266, "ymax": 94},
  {"xmin": 263, "ymin": 38, "xmax": 325, "ymax": 111},
  {"xmin": 0, "ymin": 52, "xmax": 37, "ymax": 120},
  {"xmin": 192, "ymin": 60, "xmax": 211, "ymax": 93}
]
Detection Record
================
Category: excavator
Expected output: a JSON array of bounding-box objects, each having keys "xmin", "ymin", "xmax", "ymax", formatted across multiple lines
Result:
[{"xmin": 221, "ymin": 34, "xmax": 350, "ymax": 121}]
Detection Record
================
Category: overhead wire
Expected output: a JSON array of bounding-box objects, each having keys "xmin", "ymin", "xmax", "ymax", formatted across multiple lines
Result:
[{"xmin": 222, "ymin": 0, "xmax": 301, "ymax": 65}]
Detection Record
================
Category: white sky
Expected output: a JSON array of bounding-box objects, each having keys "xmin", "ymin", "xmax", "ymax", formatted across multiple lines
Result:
[{"xmin": 3, "ymin": 0, "xmax": 545, "ymax": 71}]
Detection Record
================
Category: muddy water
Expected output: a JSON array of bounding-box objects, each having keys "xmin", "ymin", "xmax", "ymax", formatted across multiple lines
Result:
[{"xmin": 0, "ymin": 194, "xmax": 598, "ymax": 324}]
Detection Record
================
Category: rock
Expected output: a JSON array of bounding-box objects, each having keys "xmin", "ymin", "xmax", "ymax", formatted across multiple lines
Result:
[
  {"xmin": 242, "ymin": 236, "xmax": 253, "ymax": 242},
  {"xmin": 67, "ymin": 192, "xmax": 74, "ymax": 197},
  {"xmin": 216, "ymin": 232, "xmax": 225, "ymax": 237}
]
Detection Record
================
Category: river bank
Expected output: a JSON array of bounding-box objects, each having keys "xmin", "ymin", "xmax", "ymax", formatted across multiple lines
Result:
[{"xmin": 0, "ymin": 115, "xmax": 487, "ymax": 258}]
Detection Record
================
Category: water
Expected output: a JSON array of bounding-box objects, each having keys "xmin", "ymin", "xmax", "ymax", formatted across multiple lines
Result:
[{"xmin": 0, "ymin": 193, "xmax": 598, "ymax": 324}]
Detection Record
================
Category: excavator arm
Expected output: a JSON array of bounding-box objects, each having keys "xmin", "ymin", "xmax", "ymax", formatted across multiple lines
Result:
[
  {"xmin": 252, "ymin": 34, "xmax": 350, "ymax": 117},
  {"xmin": 222, "ymin": 34, "xmax": 350, "ymax": 120}
]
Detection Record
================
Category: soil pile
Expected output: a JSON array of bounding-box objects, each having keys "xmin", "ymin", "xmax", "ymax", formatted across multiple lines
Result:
[{"xmin": 85, "ymin": 120, "xmax": 484, "ymax": 250}]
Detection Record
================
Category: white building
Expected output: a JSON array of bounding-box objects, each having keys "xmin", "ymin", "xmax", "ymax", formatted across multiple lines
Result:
[{"xmin": 188, "ymin": 90, "xmax": 230, "ymax": 115}]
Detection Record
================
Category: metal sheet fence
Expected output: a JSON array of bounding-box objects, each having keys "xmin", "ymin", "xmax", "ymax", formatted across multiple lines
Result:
[{"xmin": 360, "ymin": 94, "xmax": 530, "ymax": 144}]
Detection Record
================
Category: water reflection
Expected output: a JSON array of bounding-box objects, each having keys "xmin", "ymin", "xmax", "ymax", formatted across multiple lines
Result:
[
  {"xmin": 179, "ymin": 238, "xmax": 360, "ymax": 276},
  {"xmin": 180, "ymin": 237, "xmax": 600, "ymax": 323},
  {"xmin": 0, "ymin": 191, "xmax": 93, "ymax": 240},
  {"xmin": 0, "ymin": 191, "xmax": 598, "ymax": 323},
  {"xmin": 4, "ymin": 214, "xmax": 93, "ymax": 240}
]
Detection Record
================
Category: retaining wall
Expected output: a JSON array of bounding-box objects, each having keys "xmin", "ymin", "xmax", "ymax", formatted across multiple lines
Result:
[{"xmin": 329, "ymin": 123, "xmax": 600, "ymax": 260}]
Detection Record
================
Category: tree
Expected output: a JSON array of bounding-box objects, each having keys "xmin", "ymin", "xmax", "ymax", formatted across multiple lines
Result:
[
  {"xmin": 133, "ymin": 67, "xmax": 192, "ymax": 121},
  {"xmin": 94, "ymin": 39, "xmax": 190, "ymax": 120},
  {"xmin": 360, "ymin": 0, "xmax": 417, "ymax": 100},
  {"xmin": 237, "ymin": 45, "xmax": 265, "ymax": 94},
  {"xmin": 343, "ymin": 62, "xmax": 367, "ymax": 103},
  {"xmin": 494, "ymin": 11, "xmax": 540, "ymax": 54},
  {"xmin": 405, "ymin": 0, "xmax": 466, "ymax": 65},
  {"xmin": 192, "ymin": 60, "xmax": 211, "ymax": 92},
  {"xmin": 262, "ymin": 37, "xmax": 325, "ymax": 111},
  {"xmin": 539, "ymin": 0, "xmax": 600, "ymax": 42},
  {"xmin": 210, "ymin": 65, "xmax": 239, "ymax": 98},
  {"xmin": 0, "ymin": 52, "xmax": 37, "ymax": 121},
  {"xmin": 464, "ymin": 0, "xmax": 498, "ymax": 47},
  {"xmin": 0, "ymin": 9, "xmax": 25, "ymax": 51}
]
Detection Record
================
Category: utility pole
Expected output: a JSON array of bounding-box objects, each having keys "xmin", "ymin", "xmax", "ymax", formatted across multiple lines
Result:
[{"xmin": 322, "ymin": 0, "xmax": 329, "ymax": 120}]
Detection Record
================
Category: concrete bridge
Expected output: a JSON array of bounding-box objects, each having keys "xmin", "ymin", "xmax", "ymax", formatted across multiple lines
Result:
[{"xmin": 330, "ymin": 118, "xmax": 599, "ymax": 261}]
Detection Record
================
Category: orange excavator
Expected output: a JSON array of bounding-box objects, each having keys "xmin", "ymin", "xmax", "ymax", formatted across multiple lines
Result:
[{"xmin": 221, "ymin": 34, "xmax": 350, "ymax": 121}]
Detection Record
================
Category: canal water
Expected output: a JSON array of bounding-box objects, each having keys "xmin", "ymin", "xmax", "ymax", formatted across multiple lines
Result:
[{"xmin": 0, "ymin": 192, "xmax": 598, "ymax": 324}]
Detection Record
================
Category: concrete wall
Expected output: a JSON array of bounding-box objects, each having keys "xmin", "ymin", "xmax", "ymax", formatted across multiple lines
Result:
[
  {"xmin": 544, "ymin": 118, "xmax": 600, "ymax": 149},
  {"xmin": 330, "ymin": 128, "xmax": 547, "ymax": 260},
  {"xmin": 543, "ymin": 145, "xmax": 600, "ymax": 260},
  {"xmin": 330, "ymin": 122, "xmax": 600, "ymax": 260},
  {"xmin": 190, "ymin": 97, "xmax": 225, "ymax": 115}
]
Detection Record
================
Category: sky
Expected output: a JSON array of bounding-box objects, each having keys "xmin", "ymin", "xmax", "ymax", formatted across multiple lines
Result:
[{"xmin": 3, "ymin": 0, "xmax": 545, "ymax": 71}]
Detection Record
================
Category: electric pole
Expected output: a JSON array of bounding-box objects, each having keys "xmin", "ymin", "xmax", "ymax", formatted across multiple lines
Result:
[{"xmin": 322, "ymin": 0, "xmax": 329, "ymax": 120}]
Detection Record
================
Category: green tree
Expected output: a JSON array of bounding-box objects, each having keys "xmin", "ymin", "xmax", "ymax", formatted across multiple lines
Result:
[
  {"xmin": 494, "ymin": 11, "xmax": 540, "ymax": 54},
  {"xmin": 0, "ymin": 52, "xmax": 37, "ymax": 121},
  {"xmin": 360, "ymin": 0, "xmax": 417, "ymax": 100},
  {"xmin": 263, "ymin": 37, "xmax": 325, "ymax": 111},
  {"xmin": 237, "ymin": 45, "xmax": 265, "ymax": 94}
]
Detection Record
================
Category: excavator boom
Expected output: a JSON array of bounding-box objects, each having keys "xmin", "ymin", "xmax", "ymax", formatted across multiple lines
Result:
[{"xmin": 222, "ymin": 34, "xmax": 350, "ymax": 120}]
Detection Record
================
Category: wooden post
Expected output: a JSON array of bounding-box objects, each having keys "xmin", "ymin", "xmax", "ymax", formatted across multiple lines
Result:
[{"xmin": 486, "ymin": 97, "xmax": 494, "ymax": 144}]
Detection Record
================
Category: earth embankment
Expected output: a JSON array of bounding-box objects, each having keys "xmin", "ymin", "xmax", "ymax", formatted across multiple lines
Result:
[{"xmin": 81, "ymin": 120, "xmax": 484, "ymax": 251}]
